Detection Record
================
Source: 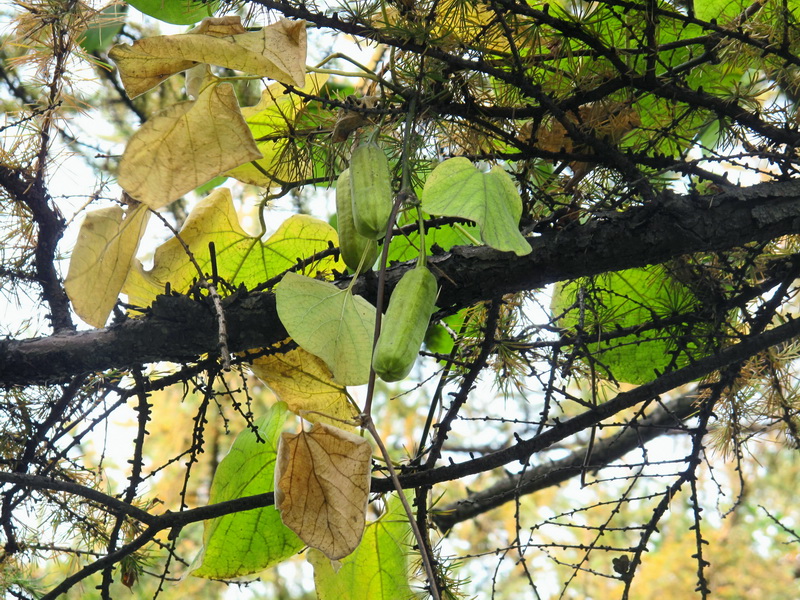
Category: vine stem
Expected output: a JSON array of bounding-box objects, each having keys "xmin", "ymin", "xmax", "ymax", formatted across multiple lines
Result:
[
  {"xmin": 306, "ymin": 66, "xmax": 380, "ymax": 80},
  {"xmin": 356, "ymin": 93, "xmax": 441, "ymax": 595},
  {"xmin": 363, "ymin": 417, "xmax": 441, "ymax": 600},
  {"xmin": 361, "ymin": 192, "xmax": 405, "ymax": 418},
  {"xmin": 312, "ymin": 53, "xmax": 406, "ymax": 95},
  {"xmin": 362, "ymin": 93, "xmax": 418, "ymax": 417}
]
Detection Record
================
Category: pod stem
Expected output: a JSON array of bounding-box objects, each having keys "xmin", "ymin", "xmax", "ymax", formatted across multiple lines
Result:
[
  {"xmin": 346, "ymin": 243, "xmax": 374, "ymax": 293},
  {"xmin": 363, "ymin": 93, "xmax": 420, "ymax": 417},
  {"xmin": 362, "ymin": 192, "xmax": 405, "ymax": 418},
  {"xmin": 416, "ymin": 204, "xmax": 427, "ymax": 269},
  {"xmin": 311, "ymin": 53, "xmax": 405, "ymax": 95},
  {"xmin": 454, "ymin": 222, "xmax": 481, "ymax": 246}
]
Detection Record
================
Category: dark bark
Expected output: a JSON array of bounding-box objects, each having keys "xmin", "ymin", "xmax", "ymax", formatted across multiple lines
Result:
[
  {"xmin": 0, "ymin": 165, "xmax": 73, "ymax": 333},
  {"xmin": 3, "ymin": 179, "xmax": 800, "ymax": 386}
]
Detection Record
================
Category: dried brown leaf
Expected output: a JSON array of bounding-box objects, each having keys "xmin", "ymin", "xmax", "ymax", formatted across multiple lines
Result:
[{"xmin": 275, "ymin": 423, "xmax": 372, "ymax": 560}]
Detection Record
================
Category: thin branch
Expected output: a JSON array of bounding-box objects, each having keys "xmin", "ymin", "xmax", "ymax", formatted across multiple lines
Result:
[
  {"xmin": 372, "ymin": 315, "xmax": 800, "ymax": 492},
  {"xmin": 432, "ymin": 392, "xmax": 699, "ymax": 531}
]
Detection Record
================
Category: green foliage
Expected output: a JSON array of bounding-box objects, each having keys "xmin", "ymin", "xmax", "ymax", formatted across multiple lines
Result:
[
  {"xmin": 386, "ymin": 213, "xmax": 479, "ymax": 264},
  {"xmin": 193, "ymin": 402, "xmax": 303, "ymax": 578},
  {"xmin": 78, "ymin": 4, "xmax": 127, "ymax": 53},
  {"xmin": 125, "ymin": 0, "xmax": 219, "ymax": 25},
  {"xmin": 336, "ymin": 168, "xmax": 379, "ymax": 272},
  {"xmin": 421, "ymin": 158, "xmax": 530, "ymax": 256},
  {"xmin": 349, "ymin": 141, "xmax": 394, "ymax": 240},
  {"xmin": 552, "ymin": 266, "xmax": 710, "ymax": 384},
  {"xmin": 275, "ymin": 273, "xmax": 377, "ymax": 385},
  {"xmin": 373, "ymin": 265, "xmax": 438, "ymax": 382},
  {"xmin": 309, "ymin": 494, "xmax": 415, "ymax": 600}
]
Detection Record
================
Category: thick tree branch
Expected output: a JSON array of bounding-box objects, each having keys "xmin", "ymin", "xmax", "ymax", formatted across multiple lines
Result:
[{"xmin": 2, "ymin": 180, "xmax": 800, "ymax": 385}]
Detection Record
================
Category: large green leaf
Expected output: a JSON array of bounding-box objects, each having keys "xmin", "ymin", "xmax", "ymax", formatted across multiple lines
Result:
[
  {"xmin": 552, "ymin": 266, "xmax": 710, "ymax": 385},
  {"xmin": 424, "ymin": 309, "xmax": 468, "ymax": 357},
  {"xmin": 193, "ymin": 402, "xmax": 303, "ymax": 578},
  {"xmin": 78, "ymin": 4, "xmax": 127, "ymax": 53},
  {"xmin": 694, "ymin": 0, "xmax": 748, "ymax": 22},
  {"xmin": 309, "ymin": 493, "xmax": 414, "ymax": 600},
  {"xmin": 125, "ymin": 0, "xmax": 218, "ymax": 25},
  {"xmin": 122, "ymin": 188, "xmax": 343, "ymax": 308},
  {"xmin": 421, "ymin": 157, "xmax": 530, "ymax": 256},
  {"xmin": 275, "ymin": 273, "xmax": 376, "ymax": 385}
]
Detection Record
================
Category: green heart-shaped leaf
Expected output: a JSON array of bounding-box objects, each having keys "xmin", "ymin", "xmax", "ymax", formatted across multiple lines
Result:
[
  {"xmin": 421, "ymin": 157, "xmax": 530, "ymax": 256},
  {"xmin": 276, "ymin": 273, "xmax": 376, "ymax": 385}
]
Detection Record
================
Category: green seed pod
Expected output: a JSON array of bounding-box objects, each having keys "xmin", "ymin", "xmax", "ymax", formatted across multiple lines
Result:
[
  {"xmin": 349, "ymin": 141, "xmax": 393, "ymax": 239},
  {"xmin": 336, "ymin": 169, "xmax": 378, "ymax": 271},
  {"xmin": 373, "ymin": 266, "xmax": 438, "ymax": 382}
]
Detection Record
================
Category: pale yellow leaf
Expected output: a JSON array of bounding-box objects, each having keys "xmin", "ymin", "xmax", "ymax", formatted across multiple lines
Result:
[
  {"xmin": 118, "ymin": 83, "xmax": 261, "ymax": 209},
  {"xmin": 250, "ymin": 347, "xmax": 359, "ymax": 431},
  {"xmin": 109, "ymin": 17, "xmax": 306, "ymax": 98},
  {"xmin": 226, "ymin": 73, "xmax": 328, "ymax": 187},
  {"xmin": 191, "ymin": 16, "xmax": 248, "ymax": 37},
  {"xmin": 122, "ymin": 188, "xmax": 342, "ymax": 308},
  {"xmin": 275, "ymin": 423, "xmax": 372, "ymax": 561},
  {"xmin": 65, "ymin": 203, "xmax": 149, "ymax": 328}
]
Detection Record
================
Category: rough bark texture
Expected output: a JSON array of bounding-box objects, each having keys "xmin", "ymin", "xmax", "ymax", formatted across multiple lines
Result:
[{"xmin": 3, "ymin": 180, "xmax": 800, "ymax": 386}]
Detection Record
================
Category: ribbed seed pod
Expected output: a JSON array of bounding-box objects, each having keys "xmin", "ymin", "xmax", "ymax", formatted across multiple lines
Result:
[
  {"xmin": 373, "ymin": 266, "xmax": 438, "ymax": 382},
  {"xmin": 349, "ymin": 142, "xmax": 393, "ymax": 239},
  {"xmin": 335, "ymin": 169, "xmax": 378, "ymax": 271}
]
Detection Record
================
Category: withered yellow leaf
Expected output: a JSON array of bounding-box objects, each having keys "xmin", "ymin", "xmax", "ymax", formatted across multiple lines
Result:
[
  {"xmin": 191, "ymin": 16, "xmax": 248, "ymax": 37},
  {"xmin": 65, "ymin": 203, "xmax": 149, "ymax": 328},
  {"xmin": 250, "ymin": 347, "xmax": 359, "ymax": 431},
  {"xmin": 118, "ymin": 83, "xmax": 261, "ymax": 209},
  {"xmin": 275, "ymin": 423, "xmax": 372, "ymax": 561},
  {"xmin": 226, "ymin": 73, "xmax": 328, "ymax": 187},
  {"xmin": 109, "ymin": 17, "xmax": 306, "ymax": 98}
]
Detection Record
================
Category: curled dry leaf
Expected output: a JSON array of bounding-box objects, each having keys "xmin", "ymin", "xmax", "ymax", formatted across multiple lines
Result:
[
  {"xmin": 275, "ymin": 423, "xmax": 372, "ymax": 561},
  {"xmin": 109, "ymin": 17, "xmax": 306, "ymax": 98},
  {"xmin": 331, "ymin": 95, "xmax": 380, "ymax": 143},
  {"xmin": 191, "ymin": 15, "xmax": 248, "ymax": 36}
]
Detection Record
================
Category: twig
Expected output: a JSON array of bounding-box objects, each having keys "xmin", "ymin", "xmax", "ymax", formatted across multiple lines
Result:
[{"xmin": 148, "ymin": 210, "xmax": 231, "ymax": 370}]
